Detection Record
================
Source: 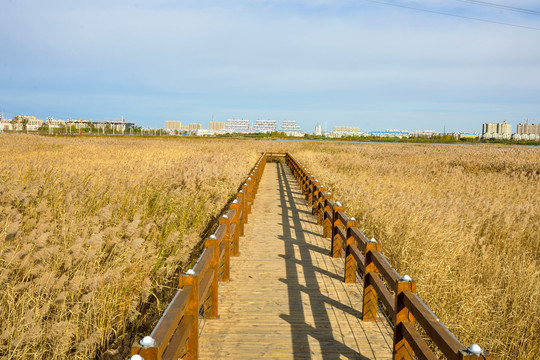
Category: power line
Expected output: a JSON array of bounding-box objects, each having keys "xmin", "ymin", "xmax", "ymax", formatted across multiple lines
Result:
[
  {"xmin": 455, "ymin": 0, "xmax": 540, "ymax": 16},
  {"xmin": 360, "ymin": 0, "xmax": 540, "ymax": 31}
]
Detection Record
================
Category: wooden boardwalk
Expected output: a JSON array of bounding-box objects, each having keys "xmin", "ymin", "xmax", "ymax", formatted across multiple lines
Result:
[{"xmin": 198, "ymin": 163, "xmax": 393, "ymax": 359}]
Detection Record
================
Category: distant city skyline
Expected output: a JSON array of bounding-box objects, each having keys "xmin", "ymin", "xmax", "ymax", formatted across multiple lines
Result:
[
  {"xmin": 2, "ymin": 111, "xmax": 539, "ymax": 134},
  {"xmin": 1, "ymin": 1, "xmax": 539, "ymax": 133}
]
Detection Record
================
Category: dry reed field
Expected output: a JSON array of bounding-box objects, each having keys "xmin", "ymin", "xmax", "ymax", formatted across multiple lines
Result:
[
  {"xmin": 1, "ymin": 136, "xmax": 538, "ymax": 360},
  {"xmin": 0, "ymin": 135, "xmax": 259, "ymax": 359},
  {"xmin": 293, "ymin": 142, "xmax": 539, "ymax": 360}
]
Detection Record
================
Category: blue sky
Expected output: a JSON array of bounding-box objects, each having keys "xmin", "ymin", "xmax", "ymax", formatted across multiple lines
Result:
[{"xmin": 1, "ymin": 0, "xmax": 539, "ymax": 133}]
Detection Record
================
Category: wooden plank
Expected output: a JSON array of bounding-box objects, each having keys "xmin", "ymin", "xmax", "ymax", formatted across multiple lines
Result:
[{"xmin": 198, "ymin": 163, "xmax": 393, "ymax": 359}]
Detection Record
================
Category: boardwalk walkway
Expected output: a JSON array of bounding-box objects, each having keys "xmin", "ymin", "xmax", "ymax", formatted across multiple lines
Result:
[{"xmin": 198, "ymin": 162, "xmax": 393, "ymax": 359}]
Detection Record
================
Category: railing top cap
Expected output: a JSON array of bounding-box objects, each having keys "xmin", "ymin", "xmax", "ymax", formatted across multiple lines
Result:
[
  {"xmin": 130, "ymin": 355, "xmax": 144, "ymax": 360},
  {"xmin": 466, "ymin": 344, "xmax": 484, "ymax": 355},
  {"xmin": 400, "ymin": 274, "xmax": 412, "ymax": 282},
  {"xmin": 210, "ymin": 234, "xmax": 217, "ymax": 240},
  {"xmin": 139, "ymin": 336, "xmax": 155, "ymax": 348}
]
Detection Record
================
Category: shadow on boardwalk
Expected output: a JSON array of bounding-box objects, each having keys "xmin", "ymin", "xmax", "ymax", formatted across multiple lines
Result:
[{"xmin": 276, "ymin": 163, "xmax": 370, "ymax": 360}]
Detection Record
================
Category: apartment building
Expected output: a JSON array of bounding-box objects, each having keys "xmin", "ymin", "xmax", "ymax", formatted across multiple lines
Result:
[
  {"xmin": 281, "ymin": 120, "xmax": 302, "ymax": 132},
  {"xmin": 209, "ymin": 121, "xmax": 225, "ymax": 131},
  {"xmin": 165, "ymin": 121, "xmax": 182, "ymax": 130},
  {"xmin": 333, "ymin": 126, "xmax": 360, "ymax": 132},
  {"xmin": 482, "ymin": 121, "xmax": 511, "ymax": 138},
  {"xmin": 516, "ymin": 119, "xmax": 540, "ymax": 135},
  {"xmin": 225, "ymin": 118, "xmax": 250, "ymax": 132},
  {"xmin": 253, "ymin": 119, "xmax": 277, "ymax": 133}
]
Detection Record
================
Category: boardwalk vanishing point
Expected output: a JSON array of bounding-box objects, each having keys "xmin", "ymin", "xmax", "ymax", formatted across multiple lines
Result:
[{"xmin": 198, "ymin": 162, "xmax": 393, "ymax": 359}]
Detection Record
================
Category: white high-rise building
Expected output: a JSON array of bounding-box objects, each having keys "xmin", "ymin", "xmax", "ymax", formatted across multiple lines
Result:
[
  {"xmin": 315, "ymin": 123, "xmax": 322, "ymax": 136},
  {"xmin": 281, "ymin": 120, "xmax": 302, "ymax": 132},
  {"xmin": 253, "ymin": 119, "xmax": 277, "ymax": 133},
  {"xmin": 225, "ymin": 118, "xmax": 250, "ymax": 131}
]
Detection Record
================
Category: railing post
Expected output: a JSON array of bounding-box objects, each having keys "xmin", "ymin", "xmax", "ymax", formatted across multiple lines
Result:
[
  {"xmin": 302, "ymin": 172, "xmax": 311, "ymax": 196},
  {"xmin": 309, "ymin": 179, "xmax": 319, "ymax": 207},
  {"xmin": 205, "ymin": 237, "xmax": 220, "ymax": 318},
  {"xmin": 236, "ymin": 193, "xmax": 245, "ymax": 236},
  {"xmin": 301, "ymin": 167, "xmax": 308, "ymax": 190},
  {"xmin": 344, "ymin": 218, "xmax": 358, "ymax": 283},
  {"xmin": 252, "ymin": 167, "xmax": 259, "ymax": 197},
  {"xmin": 322, "ymin": 196, "xmax": 334, "ymax": 238},
  {"xmin": 318, "ymin": 190, "xmax": 329, "ymax": 225},
  {"xmin": 242, "ymin": 181, "xmax": 251, "ymax": 217},
  {"xmin": 179, "ymin": 271, "xmax": 199, "ymax": 359},
  {"xmin": 362, "ymin": 240, "xmax": 381, "ymax": 321},
  {"xmin": 249, "ymin": 176, "xmax": 255, "ymax": 212},
  {"xmin": 230, "ymin": 200, "xmax": 240, "ymax": 256},
  {"xmin": 393, "ymin": 276, "xmax": 416, "ymax": 360},
  {"xmin": 304, "ymin": 174, "xmax": 312, "ymax": 200},
  {"xmin": 219, "ymin": 214, "xmax": 231, "ymax": 281},
  {"xmin": 330, "ymin": 202, "xmax": 345, "ymax": 257}
]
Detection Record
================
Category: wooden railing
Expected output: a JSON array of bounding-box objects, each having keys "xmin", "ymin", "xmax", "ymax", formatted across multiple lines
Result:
[
  {"xmin": 129, "ymin": 153, "xmax": 268, "ymax": 360},
  {"xmin": 285, "ymin": 153, "xmax": 492, "ymax": 360}
]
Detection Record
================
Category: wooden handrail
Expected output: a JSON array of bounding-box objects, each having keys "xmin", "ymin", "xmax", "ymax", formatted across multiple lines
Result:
[
  {"xmin": 370, "ymin": 250, "xmax": 401, "ymax": 292},
  {"xmin": 192, "ymin": 248, "xmax": 212, "ymax": 277},
  {"xmin": 350, "ymin": 227, "xmax": 370, "ymax": 252},
  {"xmin": 335, "ymin": 211, "xmax": 350, "ymax": 228},
  {"xmin": 348, "ymin": 244, "xmax": 365, "ymax": 271},
  {"xmin": 284, "ymin": 153, "xmax": 492, "ymax": 360},
  {"xmin": 130, "ymin": 152, "xmax": 268, "ymax": 360},
  {"xmin": 335, "ymin": 226, "xmax": 347, "ymax": 247}
]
